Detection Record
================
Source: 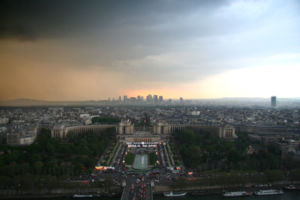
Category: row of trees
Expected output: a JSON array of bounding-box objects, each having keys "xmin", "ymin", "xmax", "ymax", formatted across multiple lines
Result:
[
  {"xmin": 171, "ymin": 168, "xmax": 300, "ymax": 189},
  {"xmin": 149, "ymin": 152, "xmax": 157, "ymax": 166},
  {"xmin": 170, "ymin": 170, "xmax": 288, "ymax": 189}
]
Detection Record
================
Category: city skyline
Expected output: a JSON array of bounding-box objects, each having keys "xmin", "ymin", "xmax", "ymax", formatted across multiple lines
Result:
[{"xmin": 1, "ymin": 0, "xmax": 300, "ymax": 101}]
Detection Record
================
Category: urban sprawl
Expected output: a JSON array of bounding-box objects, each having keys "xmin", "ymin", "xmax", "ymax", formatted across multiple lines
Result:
[{"xmin": 0, "ymin": 96, "xmax": 300, "ymax": 199}]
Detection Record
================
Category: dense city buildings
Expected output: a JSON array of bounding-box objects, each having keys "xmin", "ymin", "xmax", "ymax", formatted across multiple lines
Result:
[
  {"xmin": 1, "ymin": 101, "xmax": 300, "ymax": 199},
  {"xmin": 1, "ymin": 101, "xmax": 300, "ymax": 146}
]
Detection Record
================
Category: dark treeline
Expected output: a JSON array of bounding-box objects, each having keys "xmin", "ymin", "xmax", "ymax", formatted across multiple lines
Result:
[
  {"xmin": 125, "ymin": 152, "xmax": 135, "ymax": 165},
  {"xmin": 92, "ymin": 117, "xmax": 120, "ymax": 124},
  {"xmin": 172, "ymin": 127, "xmax": 300, "ymax": 186},
  {"xmin": 173, "ymin": 128, "xmax": 300, "ymax": 172},
  {"xmin": 0, "ymin": 128, "xmax": 115, "ymax": 190}
]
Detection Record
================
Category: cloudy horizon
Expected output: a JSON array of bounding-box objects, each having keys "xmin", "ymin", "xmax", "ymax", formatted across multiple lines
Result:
[{"xmin": 1, "ymin": 0, "xmax": 300, "ymax": 101}]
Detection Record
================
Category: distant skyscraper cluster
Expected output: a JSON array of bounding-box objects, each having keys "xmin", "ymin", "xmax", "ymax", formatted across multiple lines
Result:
[
  {"xmin": 106, "ymin": 94, "xmax": 184, "ymax": 105},
  {"xmin": 120, "ymin": 94, "xmax": 164, "ymax": 104}
]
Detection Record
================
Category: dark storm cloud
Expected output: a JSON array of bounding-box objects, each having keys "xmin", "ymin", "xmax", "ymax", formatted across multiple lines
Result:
[
  {"xmin": 0, "ymin": 0, "xmax": 110, "ymax": 40},
  {"xmin": 0, "ymin": 0, "xmax": 228, "ymax": 40},
  {"xmin": 1, "ymin": 0, "xmax": 299, "ymax": 84},
  {"xmin": 0, "ymin": 0, "xmax": 232, "ymax": 79},
  {"xmin": 1, "ymin": 0, "xmax": 300, "ymax": 100}
]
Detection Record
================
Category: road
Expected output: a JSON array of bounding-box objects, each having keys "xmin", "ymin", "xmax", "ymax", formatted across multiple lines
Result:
[
  {"xmin": 121, "ymin": 174, "xmax": 153, "ymax": 200},
  {"xmin": 93, "ymin": 143, "xmax": 180, "ymax": 200}
]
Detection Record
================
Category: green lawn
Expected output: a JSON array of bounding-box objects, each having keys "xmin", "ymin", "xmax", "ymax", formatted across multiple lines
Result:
[{"xmin": 125, "ymin": 152, "xmax": 135, "ymax": 165}]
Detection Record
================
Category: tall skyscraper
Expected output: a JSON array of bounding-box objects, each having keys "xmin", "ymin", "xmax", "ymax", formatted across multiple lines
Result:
[
  {"xmin": 130, "ymin": 97, "xmax": 136, "ymax": 103},
  {"xmin": 124, "ymin": 95, "xmax": 128, "ymax": 103},
  {"xmin": 153, "ymin": 95, "xmax": 158, "ymax": 104},
  {"xmin": 159, "ymin": 96, "xmax": 163, "ymax": 102},
  {"xmin": 137, "ymin": 95, "xmax": 143, "ymax": 102},
  {"xmin": 146, "ymin": 94, "xmax": 153, "ymax": 103},
  {"xmin": 180, "ymin": 97, "xmax": 184, "ymax": 104},
  {"xmin": 271, "ymin": 96, "xmax": 276, "ymax": 107}
]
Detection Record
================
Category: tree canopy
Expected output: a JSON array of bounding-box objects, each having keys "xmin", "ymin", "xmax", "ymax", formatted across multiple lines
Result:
[
  {"xmin": 173, "ymin": 128, "xmax": 283, "ymax": 171},
  {"xmin": 0, "ymin": 128, "xmax": 115, "ymax": 189}
]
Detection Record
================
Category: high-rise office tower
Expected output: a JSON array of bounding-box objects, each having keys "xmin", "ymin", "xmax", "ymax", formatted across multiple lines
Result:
[
  {"xmin": 130, "ymin": 97, "xmax": 136, "ymax": 103},
  {"xmin": 153, "ymin": 95, "xmax": 158, "ymax": 104},
  {"xmin": 159, "ymin": 96, "xmax": 163, "ymax": 102},
  {"xmin": 271, "ymin": 96, "xmax": 276, "ymax": 107},
  {"xmin": 137, "ymin": 95, "xmax": 143, "ymax": 102},
  {"xmin": 180, "ymin": 97, "xmax": 184, "ymax": 104},
  {"xmin": 146, "ymin": 94, "xmax": 153, "ymax": 103},
  {"xmin": 124, "ymin": 95, "xmax": 128, "ymax": 103}
]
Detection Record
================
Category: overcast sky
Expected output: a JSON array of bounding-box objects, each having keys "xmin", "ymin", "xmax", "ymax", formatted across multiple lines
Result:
[{"xmin": 0, "ymin": 0, "xmax": 300, "ymax": 101}]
